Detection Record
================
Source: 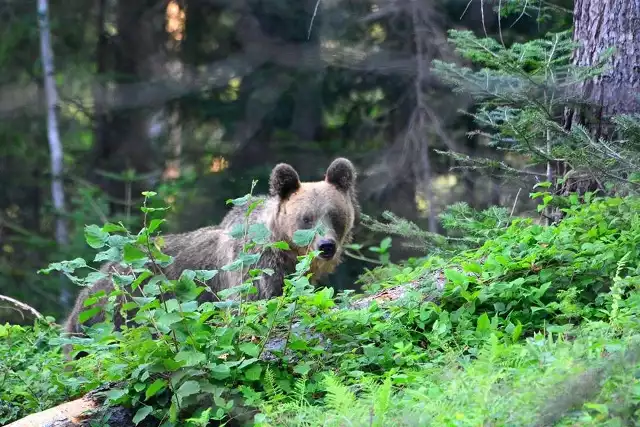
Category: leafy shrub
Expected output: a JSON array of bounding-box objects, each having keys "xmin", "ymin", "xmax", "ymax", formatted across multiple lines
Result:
[
  {"xmin": 416, "ymin": 193, "xmax": 640, "ymax": 353},
  {"xmin": 0, "ymin": 320, "xmax": 79, "ymax": 424},
  {"xmin": 3, "ymin": 191, "xmax": 639, "ymax": 426}
]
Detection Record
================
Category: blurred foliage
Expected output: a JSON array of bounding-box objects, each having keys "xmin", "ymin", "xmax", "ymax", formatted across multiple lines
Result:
[{"xmin": 0, "ymin": 0, "xmax": 571, "ymax": 321}]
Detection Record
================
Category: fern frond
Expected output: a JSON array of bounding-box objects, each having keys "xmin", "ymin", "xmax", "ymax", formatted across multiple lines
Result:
[
  {"xmin": 322, "ymin": 372, "xmax": 357, "ymax": 417},
  {"xmin": 372, "ymin": 377, "xmax": 393, "ymax": 427}
]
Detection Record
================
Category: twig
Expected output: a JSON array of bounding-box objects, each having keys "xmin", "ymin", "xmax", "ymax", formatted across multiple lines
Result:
[
  {"xmin": 0, "ymin": 294, "xmax": 44, "ymax": 320},
  {"xmin": 344, "ymin": 250, "xmax": 384, "ymax": 265},
  {"xmin": 509, "ymin": 188, "xmax": 522, "ymax": 219}
]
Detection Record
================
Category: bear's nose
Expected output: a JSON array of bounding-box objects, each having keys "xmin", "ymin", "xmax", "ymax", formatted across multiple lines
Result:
[{"xmin": 318, "ymin": 239, "xmax": 337, "ymax": 259}]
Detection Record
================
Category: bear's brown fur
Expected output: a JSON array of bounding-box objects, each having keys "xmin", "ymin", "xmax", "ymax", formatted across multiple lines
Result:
[{"xmin": 62, "ymin": 158, "xmax": 359, "ymax": 359}]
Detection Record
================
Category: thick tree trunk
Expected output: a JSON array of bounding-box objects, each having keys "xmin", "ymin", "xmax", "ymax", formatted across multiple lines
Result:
[
  {"xmin": 568, "ymin": 0, "xmax": 640, "ymax": 134},
  {"xmin": 557, "ymin": 0, "xmax": 640, "ymax": 203}
]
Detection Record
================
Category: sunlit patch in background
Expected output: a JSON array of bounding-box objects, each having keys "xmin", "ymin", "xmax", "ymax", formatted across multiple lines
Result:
[
  {"xmin": 166, "ymin": 1, "xmax": 185, "ymax": 42},
  {"xmin": 209, "ymin": 156, "xmax": 229, "ymax": 173}
]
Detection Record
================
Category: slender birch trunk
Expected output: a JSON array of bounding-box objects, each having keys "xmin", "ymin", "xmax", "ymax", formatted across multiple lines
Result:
[
  {"xmin": 37, "ymin": 0, "xmax": 68, "ymax": 247},
  {"xmin": 37, "ymin": 0, "xmax": 69, "ymax": 306}
]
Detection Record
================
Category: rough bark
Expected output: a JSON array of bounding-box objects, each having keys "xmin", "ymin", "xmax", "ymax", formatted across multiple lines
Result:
[
  {"xmin": 554, "ymin": 0, "xmax": 640, "ymax": 205},
  {"xmin": 568, "ymin": 0, "xmax": 640, "ymax": 135}
]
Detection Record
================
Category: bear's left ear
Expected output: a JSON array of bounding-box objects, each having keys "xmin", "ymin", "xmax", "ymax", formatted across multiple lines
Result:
[
  {"xmin": 270, "ymin": 163, "xmax": 301, "ymax": 199},
  {"xmin": 325, "ymin": 158, "xmax": 357, "ymax": 193}
]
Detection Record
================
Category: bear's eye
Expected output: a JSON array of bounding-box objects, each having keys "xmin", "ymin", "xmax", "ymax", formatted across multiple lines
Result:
[{"xmin": 302, "ymin": 214, "xmax": 314, "ymax": 226}]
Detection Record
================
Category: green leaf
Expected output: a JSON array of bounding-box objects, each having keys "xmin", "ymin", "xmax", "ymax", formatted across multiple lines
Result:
[
  {"xmin": 175, "ymin": 350, "xmax": 206, "ymax": 367},
  {"xmin": 244, "ymin": 364, "xmax": 262, "ymax": 381},
  {"xmin": 175, "ymin": 270, "xmax": 202, "ymax": 301},
  {"xmin": 511, "ymin": 321, "xmax": 523, "ymax": 342},
  {"xmin": 85, "ymin": 271, "xmax": 107, "ymax": 284},
  {"xmin": 226, "ymin": 194, "xmax": 251, "ymax": 206},
  {"xmin": 238, "ymin": 358, "xmax": 259, "ymax": 370},
  {"xmin": 169, "ymin": 399, "xmax": 179, "ymax": 422},
  {"xmin": 78, "ymin": 307, "xmax": 102, "ymax": 324},
  {"xmin": 141, "ymin": 206, "xmax": 169, "ymax": 213},
  {"xmin": 94, "ymin": 247, "xmax": 120, "ymax": 263},
  {"xmin": 476, "ymin": 312, "xmax": 491, "ymax": 335},
  {"xmin": 293, "ymin": 362, "xmax": 312, "ymax": 376},
  {"xmin": 102, "ymin": 222, "xmax": 127, "ymax": 233},
  {"xmin": 228, "ymin": 223, "xmax": 245, "ymax": 239},
  {"xmin": 534, "ymin": 281, "xmax": 552, "ymax": 300},
  {"xmin": 186, "ymin": 408, "xmax": 213, "ymax": 426},
  {"xmin": 113, "ymin": 274, "xmax": 134, "ymax": 287},
  {"xmin": 194, "ymin": 270, "xmax": 218, "ymax": 281},
  {"xmin": 104, "ymin": 388, "xmax": 127, "ymax": 403},
  {"xmin": 145, "ymin": 379, "xmax": 167, "ymax": 400},
  {"xmin": 133, "ymin": 405, "xmax": 153, "ymax": 425},
  {"xmin": 142, "ymin": 281, "xmax": 161, "ymax": 296},
  {"xmin": 239, "ymin": 342, "xmax": 260, "ymax": 358},
  {"xmin": 123, "ymin": 244, "xmax": 147, "ymax": 263},
  {"xmin": 445, "ymin": 269, "xmax": 468, "ymax": 287},
  {"xmin": 248, "ymin": 223, "xmax": 271, "ymax": 244},
  {"xmin": 108, "ymin": 234, "xmax": 129, "ymax": 248},
  {"xmin": 293, "ymin": 229, "xmax": 316, "ymax": 247},
  {"xmin": 122, "ymin": 302, "xmax": 139, "ymax": 311},
  {"xmin": 148, "ymin": 219, "xmax": 166, "ymax": 234},
  {"xmin": 131, "ymin": 270, "xmax": 153, "ymax": 291},
  {"xmin": 462, "ymin": 262, "xmax": 483, "ymax": 274},
  {"xmin": 175, "ymin": 380, "xmax": 201, "ymax": 402},
  {"xmin": 38, "ymin": 258, "xmax": 88, "ymax": 275},
  {"xmin": 271, "ymin": 241, "xmax": 290, "ymax": 250},
  {"xmin": 210, "ymin": 363, "xmax": 231, "ymax": 380},
  {"xmin": 85, "ymin": 224, "xmax": 109, "ymax": 249},
  {"xmin": 221, "ymin": 253, "xmax": 261, "ymax": 272},
  {"xmin": 534, "ymin": 181, "xmax": 553, "ymax": 189},
  {"xmin": 156, "ymin": 312, "xmax": 183, "ymax": 331},
  {"xmin": 83, "ymin": 296, "xmax": 98, "ymax": 307}
]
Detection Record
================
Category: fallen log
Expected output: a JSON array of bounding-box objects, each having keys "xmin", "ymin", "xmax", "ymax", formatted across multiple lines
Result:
[{"xmin": 4, "ymin": 384, "xmax": 147, "ymax": 427}]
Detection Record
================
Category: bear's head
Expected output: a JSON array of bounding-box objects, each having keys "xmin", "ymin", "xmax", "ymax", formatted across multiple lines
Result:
[{"xmin": 269, "ymin": 158, "xmax": 360, "ymax": 276}]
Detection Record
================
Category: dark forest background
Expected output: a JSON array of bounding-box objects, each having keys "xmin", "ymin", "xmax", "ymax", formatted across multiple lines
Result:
[{"xmin": 0, "ymin": 0, "xmax": 571, "ymax": 322}]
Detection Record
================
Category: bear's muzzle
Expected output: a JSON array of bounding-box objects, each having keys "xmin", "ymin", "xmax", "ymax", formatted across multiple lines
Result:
[{"xmin": 317, "ymin": 238, "xmax": 337, "ymax": 259}]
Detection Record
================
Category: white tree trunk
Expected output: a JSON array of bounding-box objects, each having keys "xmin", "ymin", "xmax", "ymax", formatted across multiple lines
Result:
[{"xmin": 37, "ymin": 0, "xmax": 68, "ymax": 247}]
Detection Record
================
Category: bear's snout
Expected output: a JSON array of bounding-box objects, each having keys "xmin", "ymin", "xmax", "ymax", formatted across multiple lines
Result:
[{"xmin": 317, "ymin": 238, "xmax": 337, "ymax": 259}]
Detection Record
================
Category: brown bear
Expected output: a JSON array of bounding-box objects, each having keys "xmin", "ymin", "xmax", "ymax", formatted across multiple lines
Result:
[{"xmin": 61, "ymin": 157, "xmax": 359, "ymax": 359}]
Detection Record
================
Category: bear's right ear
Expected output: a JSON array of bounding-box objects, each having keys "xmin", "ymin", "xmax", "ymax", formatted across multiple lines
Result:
[{"xmin": 269, "ymin": 163, "xmax": 301, "ymax": 199}]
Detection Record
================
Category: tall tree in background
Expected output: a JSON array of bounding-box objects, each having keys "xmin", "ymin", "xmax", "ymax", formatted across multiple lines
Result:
[
  {"xmin": 37, "ymin": 0, "xmax": 68, "ymax": 247},
  {"xmin": 566, "ymin": 0, "xmax": 640, "ymax": 136},
  {"xmin": 91, "ymin": 0, "xmax": 166, "ymax": 216}
]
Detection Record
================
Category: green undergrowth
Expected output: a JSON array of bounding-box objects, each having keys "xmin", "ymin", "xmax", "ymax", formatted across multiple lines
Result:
[
  {"xmin": 259, "ymin": 323, "xmax": 640, "ymax": 426},
  {"xmin": 2, "ymin": 191, "xmax": 640, "ymax": 426}
]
